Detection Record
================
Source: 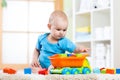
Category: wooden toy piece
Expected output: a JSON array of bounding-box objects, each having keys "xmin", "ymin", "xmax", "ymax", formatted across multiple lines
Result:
[
  {"xmin": 3, "ymin": 67, "xmax": 16, "ymax": 74},
  {"xmin": 93, "ymin": 67, "xmax": 100, "ymax": 74},
  {"xmin": 116, "ymin": 68, "xmax": 120, "ymax": 74},
  {"xmin": 24, "ymin": 68, "xmax": 32, "ymax": 74},
  {"xmin": 106, "ymin": 68, "xmax": 115, "ymax": 74},
  {"xmin": 60, "ymin": 54, "xmax": 67, "ymax": 57},
  {"xmin": 38, "ymin": 68, "xmax": 48, "ymax": 75},
  {"xmin": 67, "ymin": 53, "xmax": 74, "ymax": 57},
  {"xmin": 100, "ymin": 68, "xmax": 106, "ymax": 74}
]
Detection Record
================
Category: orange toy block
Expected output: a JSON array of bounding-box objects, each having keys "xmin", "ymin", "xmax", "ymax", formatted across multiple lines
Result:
[
  {"xmin": 3, "ymin": 67, "xmax": 17, "ymax": 74},
  {"xmin": 106, "ymin": 69, "xmax": 115, "ymax": 74}
]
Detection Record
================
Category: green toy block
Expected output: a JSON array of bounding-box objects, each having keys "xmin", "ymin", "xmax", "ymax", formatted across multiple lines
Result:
[
  {"xmin": 60, "ymin": 54, "xmax": 67, "ymax": 57},
  {"xmin": 101, "ymin": 69, "xmax": 106, "ymax": 74},
  {"xmin": 76, "ymin": 54, "xmax": 83, "ymax": 57}
]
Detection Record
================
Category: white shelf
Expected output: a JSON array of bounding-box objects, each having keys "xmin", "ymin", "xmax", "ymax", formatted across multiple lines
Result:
[
  {"xmin": 92, "ymin": 7, "xmax": 110, "ymax": 12},
  {"xmin": 76, "ymin": 11, "xmax": 90, "ymax": 15},
  {"xmin": 76, "ymin": 40, "xmax": 91, "ymax": 43},
  {"xmin": 72, "ymin": 0, "xmax": 120, "ymax": 68},
  {"xmin": 93, "ymin": 39, "xmax": 111, "ymax": 42}
]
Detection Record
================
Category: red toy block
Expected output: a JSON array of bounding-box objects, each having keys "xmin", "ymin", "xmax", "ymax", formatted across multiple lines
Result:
[
  {"xmin": 38, "ymin": 68, "xmax": 48, "ymax": 75},
  {"xmin": 100, "ymin": 67, "xmax": 105, "ymax": 71},
  {"xmin": 106, "ymin": 69, "xmax": 115, "ymax": 74},
  {"xmin": 3, "ymin": 67, "xmax": 17, "ymax": 74}
]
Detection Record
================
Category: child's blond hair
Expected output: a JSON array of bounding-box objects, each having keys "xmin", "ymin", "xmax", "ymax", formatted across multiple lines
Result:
[{"xmin": 49, "ymin": 10, "xmax": 68, "ymax": 26}]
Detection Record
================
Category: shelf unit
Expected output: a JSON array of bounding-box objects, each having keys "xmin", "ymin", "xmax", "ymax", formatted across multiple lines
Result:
[{"xmin": 72, "ymin": 0, "xmax": 120, "ymax": 68}]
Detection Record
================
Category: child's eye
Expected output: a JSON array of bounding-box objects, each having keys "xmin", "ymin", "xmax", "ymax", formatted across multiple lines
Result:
[
  {"xmin": 63, "ymin": 29, "xmax": 66, "ymax": 31},
  {"xmin": 57, "ymin": 29, "xmax": 60, "ymax": 31}
]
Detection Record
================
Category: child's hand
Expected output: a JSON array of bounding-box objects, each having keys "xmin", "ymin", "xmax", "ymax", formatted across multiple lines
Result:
[
  {"xmin": 80, "ymin": 48, "xmax": 89, "ymax": 53},
  {"xmin": 30, "ymin": 59, "xmax": 42, "ymax": 73},
  {"xmin": 74, "ymin": 46, "xmax": 90, "ymax": 53},
  {"xmin": 48, "ymin": 65, "xmax": 54, "ymax": 74},
  {"xmin": 31, "ymin": 66, "xmax": 42, "ymax": 73},
  {"xmin": 31, "ymin": 58, "xmax": 41, "ymax": 68}
]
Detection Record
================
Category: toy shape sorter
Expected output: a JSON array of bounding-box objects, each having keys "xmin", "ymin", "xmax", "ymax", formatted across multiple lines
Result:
[{"xmin": 49, "ymin": 53, "xmax": 91, "ymax": 74}]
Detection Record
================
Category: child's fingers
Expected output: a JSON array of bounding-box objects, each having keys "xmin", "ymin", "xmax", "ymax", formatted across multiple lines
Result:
[
  {"xmin": 48, "ymin": 65, "xmax": 54, "ymax": 74},
  {"xmin": 81, "ymin": 49, "xmax": 88, "ymax": 52},
  {"xmin": 31, "ymin": 62, "xmax": 40, "ymax": 67},
  {"xmin": 82, "ymin": 53, "xmax": 90, "ymax": 57},
  {"xmin": 84, "ymin": 48, "xmax": 90, "ymax": 52}
]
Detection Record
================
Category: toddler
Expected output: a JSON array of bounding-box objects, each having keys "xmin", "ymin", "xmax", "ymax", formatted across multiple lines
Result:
[{"xmin": 31, "ymin": 10, "xmax": 89, "ymax": 72}]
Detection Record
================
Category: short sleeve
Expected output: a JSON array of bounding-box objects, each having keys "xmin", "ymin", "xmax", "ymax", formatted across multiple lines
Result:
[
  {"xmin": 58, "ymin": 38, "xmax": 76, "ymax": 53},
  {"xmin": 36, "ymin": 35, "xmax": 42, "ymax": 50},
  {"xmin": 36, "ymin": 33, "xmax": 48, "ymax": 50}
]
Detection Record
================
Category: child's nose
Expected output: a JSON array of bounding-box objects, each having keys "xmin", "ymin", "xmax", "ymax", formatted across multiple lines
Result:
[{"xmin": 60, "ymin": 31, "xmax": 64, "ymax": 35}]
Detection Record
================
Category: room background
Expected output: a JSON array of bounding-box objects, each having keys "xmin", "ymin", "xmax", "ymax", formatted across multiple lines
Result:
[{"xmin": 0, "ymin": 0, "xmax": 120, "ymax": 70}]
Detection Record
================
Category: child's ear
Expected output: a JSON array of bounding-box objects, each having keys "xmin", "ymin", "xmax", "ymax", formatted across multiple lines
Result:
[{"xmin": 47, "ymin": 24, "xmax": 51, "ymax": 29}]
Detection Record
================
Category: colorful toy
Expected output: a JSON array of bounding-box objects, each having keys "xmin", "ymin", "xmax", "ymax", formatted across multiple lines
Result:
[
  {"xmin": 106, "ymin": 68, "xmax": 115, "ymax": 74},
  {"xmin": 116, "ymin": 68, "xmax": 120, "ymax": 74},
  {"xmin": 3, "ymin": 67, "xmax": 17, "ymax": 74},
  {"xmin": 100, "ymin": 68, "xmax": 116, "ymax": 74},
  {"xmin": 93, "ymin": 67, "xmax": 100, "ymax": 74},
  {"xmin": 92, "ymin": 67, "xmax": 120, "ymax": 74},
  {"xmin": 38, "ymin": 68, "xmax": 48, "ymax": 75},
  {"xmin": 49, "ymin": 53, "xmax": 91, "ymax": 74},
  {"xmin": 24, "ymin": 68, "xmax": 32, "ymax": 74},
  {"xmin": 100, "ymin": 68, "xmax": 106, "ymax": 74}
]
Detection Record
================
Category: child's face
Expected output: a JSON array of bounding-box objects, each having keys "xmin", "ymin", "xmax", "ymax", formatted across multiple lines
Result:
[{"xmin": 49, "ymin": 19, "xmax": 68, "ymax": 40}]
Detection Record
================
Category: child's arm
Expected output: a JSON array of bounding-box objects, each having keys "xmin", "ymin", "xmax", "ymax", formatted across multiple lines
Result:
[{"xmin": 31, "ymin": 48, "xmax": 41, "ymax": 68}]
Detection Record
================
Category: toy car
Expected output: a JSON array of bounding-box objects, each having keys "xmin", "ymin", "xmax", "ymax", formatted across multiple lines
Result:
[{"xmin": 49, "ymin": 53, "xmax": 91, "ymax": 74}]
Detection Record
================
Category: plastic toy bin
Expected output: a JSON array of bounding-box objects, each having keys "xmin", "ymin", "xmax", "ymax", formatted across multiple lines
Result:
[{"xmin": 49, "ymin": 54, "xmax": 86, "ymax": 68}]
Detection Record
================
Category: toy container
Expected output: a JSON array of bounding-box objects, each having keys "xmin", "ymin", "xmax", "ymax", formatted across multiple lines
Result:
[
  {"xmin": 49, "ymin": 53, "xmax": 91, "ymax": 74},
  {"xmin": 49, "ymin": 54, "xmax": 86, "ymax": 68}
]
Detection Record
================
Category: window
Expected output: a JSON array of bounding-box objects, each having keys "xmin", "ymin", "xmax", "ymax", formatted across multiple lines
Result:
[{"xmin": 0, "ymin": 0, "xmax": 63, "ymax": 69}]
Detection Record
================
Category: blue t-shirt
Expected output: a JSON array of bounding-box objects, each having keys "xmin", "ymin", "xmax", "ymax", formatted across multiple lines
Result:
[{"xmin": 36, "ymin": 33, "xmax": 76, "ymax": 68}]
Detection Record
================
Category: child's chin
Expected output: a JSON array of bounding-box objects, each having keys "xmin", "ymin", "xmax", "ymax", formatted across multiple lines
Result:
[{"xmin": 57, "ymin": 37, "xmax": 63, "ymax": 40}]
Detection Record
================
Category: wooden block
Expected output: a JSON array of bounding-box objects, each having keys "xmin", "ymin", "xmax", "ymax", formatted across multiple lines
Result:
[{"xmin": 106, "ymin": 69, "xmax": 115, "ymax": 74}]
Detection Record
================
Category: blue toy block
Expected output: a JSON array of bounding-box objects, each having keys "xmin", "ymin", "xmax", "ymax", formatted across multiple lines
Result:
[
  {"xmin": 67, "ymin": 54, "xmax": 73, "ymax": 57},
  {"xmin": 116, "ymin": 68, "xmax": 120, "ymax": 74},
  {"xmin": 24, "ymin": 68, "xmax": 32, "ymax": 74},
  {"xmin": 93, "ymin": 67, "xmax": 100, "ymax": 74}
]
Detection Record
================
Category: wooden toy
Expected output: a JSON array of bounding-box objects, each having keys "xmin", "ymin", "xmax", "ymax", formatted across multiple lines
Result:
[
  {"xmin": 24, "ymin": 68, "xmax": 32, "ymax": 74},
  {"xmin": 3, "ymin": 67, "xmax": 16, "ymax": 74},
  {"xmin": 116, "ymin": 68, "xmax": 120, "ymax": 74},
  {"xmin": 106, "ymin": 68, "xmax": 115, "ymax": 74},
  {"xmin": 38, "ymin": 68, "xmax": 48, "ymax": 75},
  {"xmin": 93, "ymin": 67, "xmax": 100, "ymax": 74},
  {"xmin": 100, "ymin": 68, "xmax": 106, "ymax": 74}
]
